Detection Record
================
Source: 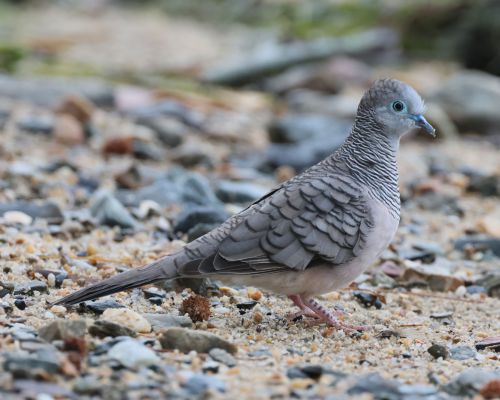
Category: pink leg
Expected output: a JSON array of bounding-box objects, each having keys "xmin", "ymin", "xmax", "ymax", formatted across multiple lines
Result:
[
  {"xmin": 287, "ymin": 295, "xmax": 319, "ymax": 319},
  {"xmin": 302, "ymin": 296, "xmax": 369, "ymax": 332}
]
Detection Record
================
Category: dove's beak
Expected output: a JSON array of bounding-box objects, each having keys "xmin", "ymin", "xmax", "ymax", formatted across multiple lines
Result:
[{"xmin": 412, "ymin": 114, "xmax": 436, "ymax": 137}]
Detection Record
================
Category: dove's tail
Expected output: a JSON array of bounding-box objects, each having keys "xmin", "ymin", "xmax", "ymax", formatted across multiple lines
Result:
[{"xmin": 53, "ymin": 256, "xmax": 178, "ymax": 306}]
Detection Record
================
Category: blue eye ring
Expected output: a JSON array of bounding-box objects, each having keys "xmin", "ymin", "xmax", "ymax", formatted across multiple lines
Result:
[{"xmin": 391, "ymin": 100, "xmax": 406, "ymax": 112}]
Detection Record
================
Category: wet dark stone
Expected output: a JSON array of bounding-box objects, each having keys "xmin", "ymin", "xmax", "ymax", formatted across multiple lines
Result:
[
  {"xmin": 78, "ymin": 300, "xmax": 125, "ymax": 314},
  {"xmin": 88, "ymin": 320, "xmax": 137, "ymax": 338},
  {"xmin": 353, "ymin": 292, "xmax": 382, "ymax": 309},
  {"xmin": 454, "ymin": 235, "xmax": 500, "ymax": 257},
  {"xmin": 14, "ymin": 298, "xmax": 26, "ymax": 310},
  {"xmin": 428, "ymin": 344, "xmax": 449, "ymax": 359},
  {"xmin": 13, "ymin": 280, "xmax": 48, "ymax": 296},
  {"xmin": 0, "ymin": 201, "xmax": 64, "ymax": 224},
  {"xmin": 174, "ymin": 206, "xmax": 228, "ymax": 235},
  {"xmin": 236, "ymin": 301, "xmax": 258, "ymax": 314},
  {"xmin": 287, "ymin": 365, "xmax": 323, "ymax": 380}
]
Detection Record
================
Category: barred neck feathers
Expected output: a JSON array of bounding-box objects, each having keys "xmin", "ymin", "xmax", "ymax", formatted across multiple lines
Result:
[{"xmin": 332, "ymin": 110, "xmax": 401, "ymax": 218}]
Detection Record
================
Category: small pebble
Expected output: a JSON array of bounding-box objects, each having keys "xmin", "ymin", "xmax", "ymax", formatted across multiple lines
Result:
[
  {"xmin": 428, "ymin": 344, "xmax": 449, "ymax": 359},
  {"xmin": 101, "ymin": 308, "xmax": 151, "ymax": 333}
]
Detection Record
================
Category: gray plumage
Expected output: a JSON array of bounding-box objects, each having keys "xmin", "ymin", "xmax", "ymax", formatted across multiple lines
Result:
[{"xmin": 55, "ymin": 79, "xmax": 434, "ymax": 329}]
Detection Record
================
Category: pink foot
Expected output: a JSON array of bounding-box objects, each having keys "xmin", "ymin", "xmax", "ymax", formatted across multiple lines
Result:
[
  {"xmin": 302, "ymin": 297, "xmax": 370, "ymax": 333},
  {"xmin": 287, "ymin": 295, "xmax": 319, "ymax": 320}
]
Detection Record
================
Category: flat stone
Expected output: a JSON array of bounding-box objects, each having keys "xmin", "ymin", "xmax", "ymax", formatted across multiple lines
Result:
[
  {"xmin": 90, "ymin": 190, "xmax": 138, "ymax": 229},
  {"xmin": 182, "ymin": 373, "xmax": 226, "ymax": 395},
  {"xmin": 101, "ymin": 308, "xmax": 151, "ymax": 333},
  {"xmin": 450, "ymin": 346, "xmax": 477, "ymax": 360},
  {"xmin": 160, "ymin": 327, "xmax": 236, "ymax": 354},
  {"xmin": 144, "ymin": 313, "xmax": 194, "ymax": 331},
  {"xmin": 108, "ymin": 339, "xmax": 159, "ymax": 369},
  {"xmin": 209, "ymin": 348, "xmax": 237, "ymax": 367},
  {"xmin": 38, "ymin": 319, "xmax": 87, "ymax": 342},
  {"xmin": 88, "ymin": 320, "xmax": 137, "ymax": 338}
]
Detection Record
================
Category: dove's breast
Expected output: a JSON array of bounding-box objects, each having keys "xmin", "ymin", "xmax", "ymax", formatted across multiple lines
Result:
[{"xmin": 220, "ymin": 198, "xmax": 400, "ymax": 296}]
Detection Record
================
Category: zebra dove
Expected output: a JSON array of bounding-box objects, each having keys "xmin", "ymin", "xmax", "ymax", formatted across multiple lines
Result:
[{"xmin": 55, "ymin": 79, "xmax": 435, "ymax": 331}]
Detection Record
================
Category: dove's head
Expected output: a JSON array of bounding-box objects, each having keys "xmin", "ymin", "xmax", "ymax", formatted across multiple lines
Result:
[{"xmin": 358, "ymin": 78, "xmax": 435, "ymax": 138}]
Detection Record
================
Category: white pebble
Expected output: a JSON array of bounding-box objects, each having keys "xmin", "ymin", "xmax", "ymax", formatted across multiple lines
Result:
[
  {"xmin": 102, "ymin": 307, "xmax": 151, "ymax": 333},
  {"xmin": 3, "ymin": 211, "xmax": 32, "ymax": 226},
  {"xmin": 47, "ymin": 273, "xmax": 56, "ymax": 287}
]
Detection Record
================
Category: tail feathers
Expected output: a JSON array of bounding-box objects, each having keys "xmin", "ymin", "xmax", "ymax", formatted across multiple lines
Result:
[{"xmin": 53, "ymin": 257, "xmax": 176, "ymax": 306}]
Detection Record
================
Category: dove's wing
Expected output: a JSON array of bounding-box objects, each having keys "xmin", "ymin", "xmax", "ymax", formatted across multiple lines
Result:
[{"xmin": 177, "ymin": 171, "xmax": 374, "ymax": 276}]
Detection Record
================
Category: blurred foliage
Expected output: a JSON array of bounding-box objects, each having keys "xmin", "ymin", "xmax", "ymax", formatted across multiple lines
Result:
[
  {"xmin": 0, "ymin": 0, "xmax": 499, "ymax": 76},
  {"xmin": 0, "ymin": 44, "xmax": 25, "ymax": 72},
  {"xmin": 161, "ymin": 0, "xmax": 384, "ymax": 38}
]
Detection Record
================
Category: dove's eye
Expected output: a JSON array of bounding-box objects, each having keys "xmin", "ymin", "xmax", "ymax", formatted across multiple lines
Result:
[{"xmin": 391, "ymin": 100, "xmax": 406, "ymax": 112}]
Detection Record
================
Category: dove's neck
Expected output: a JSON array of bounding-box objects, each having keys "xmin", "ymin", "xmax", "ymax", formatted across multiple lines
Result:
[{"xmin": 334, "ymin": 114, "xmax": 401, "ymax": 217}]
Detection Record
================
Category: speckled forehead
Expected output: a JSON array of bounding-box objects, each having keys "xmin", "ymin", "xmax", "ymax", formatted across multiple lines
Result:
[{"xmin": 361, "ymin": 79, "xmax": 425, "ymax": 114}]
